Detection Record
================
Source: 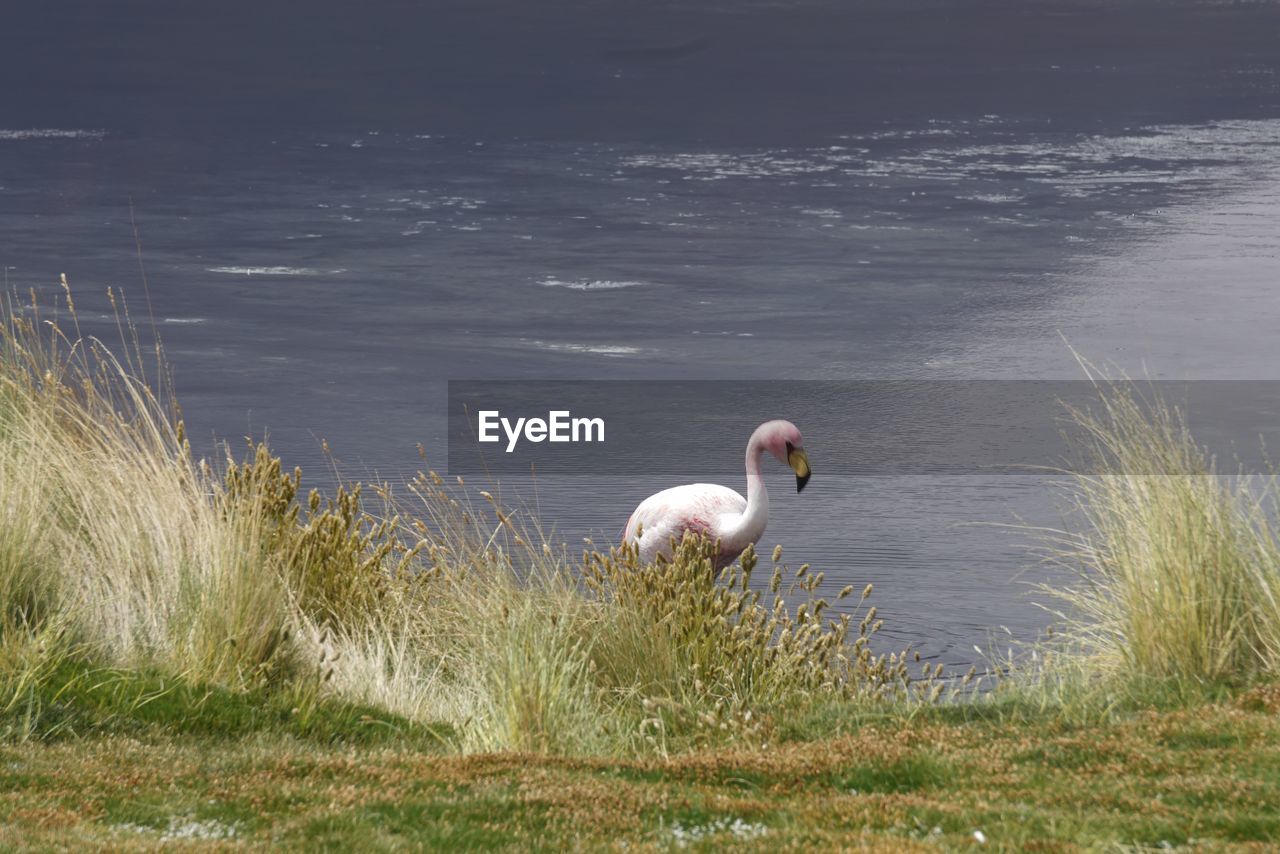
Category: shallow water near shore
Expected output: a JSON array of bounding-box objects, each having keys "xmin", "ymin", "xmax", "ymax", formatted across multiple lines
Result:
[{"xmin": 3, "ymin": 0, "xmax": 1280, "ymax": 668}]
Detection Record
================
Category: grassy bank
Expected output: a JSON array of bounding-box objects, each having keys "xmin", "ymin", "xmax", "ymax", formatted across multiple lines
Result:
[
  {"xmin": 3, "ymin": 697, "xmax": 1279, "ymax": 849},
  {"xmin": 0, "ymin": 287, "xmax": 930, "ymax": 758},
  {"xmin": 3, "ymin": 287, "xmax": 1280, "ymax": 847}
]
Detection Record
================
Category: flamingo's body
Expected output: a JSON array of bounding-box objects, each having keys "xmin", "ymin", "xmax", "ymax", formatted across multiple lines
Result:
[{"xmin": 623, "ymin": 420, "xmax": 811, "ymax": 567}]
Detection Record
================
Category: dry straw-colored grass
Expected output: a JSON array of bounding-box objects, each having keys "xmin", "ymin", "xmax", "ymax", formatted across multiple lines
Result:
[
  {"xmin": 0, "ymin": 284, "xmax": 291, "ymax": 685},
  {"xmin": 1027, "ymin": 379, "xmax": 1280, "ymax": 703},
  {"xmin": 0, "ymin": 284, "xmax": 927, "ymax": 755},
  {"xmin": 10, "ymin": 282, "xmax": 1274, "ymax": 754}
]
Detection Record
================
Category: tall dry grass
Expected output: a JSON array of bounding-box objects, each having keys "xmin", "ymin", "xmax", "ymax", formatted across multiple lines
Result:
[
  {"xmin": 0, "ymin": 287, "xmax": 293, "ymax": 685},
  {"xmin": 10, "ymin": 283, "xmax": 1280, "ymax": 751},
  {"xmin": 321, "ymin": 471, "xmax": 927, "ymax": 756},
  {"xmin": 0, "ymin": 284, "xmax": 923, "ymax": 754},
  {"xmin": 1029, "ymin": 382, "xmax": 1280, "ymax": 700},
  {"xmin": 11, "ymin": 281, "xmax": 1280, "ymax": 751}
]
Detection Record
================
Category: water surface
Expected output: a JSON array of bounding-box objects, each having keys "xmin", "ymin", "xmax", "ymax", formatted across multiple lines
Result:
[{"xmin": 4, "ymin": 0, "xmax": 1280, "ymax": 666}]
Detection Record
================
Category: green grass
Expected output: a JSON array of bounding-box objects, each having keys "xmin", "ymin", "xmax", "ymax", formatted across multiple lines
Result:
[
  {"xmin": 0, "ymin": 654, "xmax": 451, "ymax": 749},
  {"xmin": 0, "ymin": 700, "xmax": 1277, "ymax": 849}
]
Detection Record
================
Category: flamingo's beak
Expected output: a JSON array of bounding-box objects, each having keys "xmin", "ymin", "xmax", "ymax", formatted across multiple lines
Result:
[{"xmin": 787, "ymin": 445, "xmax": 811, "ymax": 493}]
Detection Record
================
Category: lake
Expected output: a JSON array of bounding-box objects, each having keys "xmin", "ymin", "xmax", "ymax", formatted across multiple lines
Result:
[{"xmin": 3, "ymin": 0, "xmax": 1280, "ymax": 667}]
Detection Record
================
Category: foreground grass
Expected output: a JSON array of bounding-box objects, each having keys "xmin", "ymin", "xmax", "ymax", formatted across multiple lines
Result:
[
  {"xmin": 6, "ymin": 285, "xmax": 1280, "ymax": 846},
  {"xmin": 2, "ymin": 697, "xmax": 1278, "ymax": 850},
  {"xmin": 1, "ymin": 286, "xmax": 925, "ymax": 758}
]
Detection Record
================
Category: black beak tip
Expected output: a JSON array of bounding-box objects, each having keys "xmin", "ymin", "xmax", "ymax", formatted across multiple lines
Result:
[{"xmin": 796, "ymin": 472, "xmax": 811, "ymax": 493}]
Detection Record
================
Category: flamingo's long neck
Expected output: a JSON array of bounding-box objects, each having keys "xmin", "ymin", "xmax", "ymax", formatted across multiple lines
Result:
[{"xmin": 722, "ymin": 434, "xmax": 769, "ymax": 549}]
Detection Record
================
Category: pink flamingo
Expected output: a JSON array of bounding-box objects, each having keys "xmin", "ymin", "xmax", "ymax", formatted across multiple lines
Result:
[{"xmin": 623, "ymin": 420, "xmax": 812, "ymax": 567}]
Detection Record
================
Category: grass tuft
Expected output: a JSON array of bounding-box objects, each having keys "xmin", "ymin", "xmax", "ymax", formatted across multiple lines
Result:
[{"xmin": 1017, "ymin": 379, "xmax": 1280, "ymax": 709}]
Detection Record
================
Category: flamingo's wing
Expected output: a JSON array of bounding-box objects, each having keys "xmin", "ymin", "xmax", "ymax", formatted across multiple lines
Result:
[{"xmin": 624, "ymin": 483, "xmax": 746, "ymax": 563}]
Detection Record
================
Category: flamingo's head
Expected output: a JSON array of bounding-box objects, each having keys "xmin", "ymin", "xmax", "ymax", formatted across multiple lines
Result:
[{"xmin": 757, "ymin": 419, "xmax": 811, "ymax": 493}]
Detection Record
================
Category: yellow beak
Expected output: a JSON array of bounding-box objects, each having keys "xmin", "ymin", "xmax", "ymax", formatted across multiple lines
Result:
[{"xmin": 788, "ymin": 447, "xmax": 811, "ymax": 493}]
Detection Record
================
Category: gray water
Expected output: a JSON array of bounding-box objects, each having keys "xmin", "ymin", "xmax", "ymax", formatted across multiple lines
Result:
[{"xmin": 4, "ymin": 0, "xmax": 1280, "ymax": 667}]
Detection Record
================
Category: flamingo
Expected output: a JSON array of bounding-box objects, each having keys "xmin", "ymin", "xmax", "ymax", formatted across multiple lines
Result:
[{"xmin": 623, "ymin": 419, "xmax": 811, "ymax": 567}]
